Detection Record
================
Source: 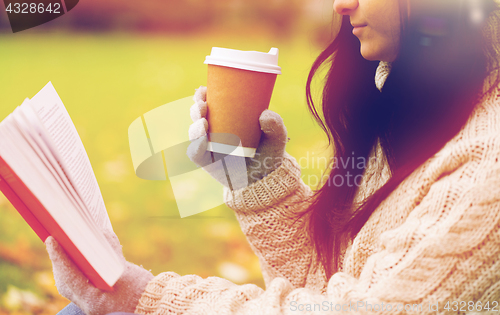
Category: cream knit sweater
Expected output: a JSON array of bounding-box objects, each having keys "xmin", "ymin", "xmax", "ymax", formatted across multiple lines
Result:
[{"xmin": 135, "ymin": 8, "xmax": 500, "ymax": 315}]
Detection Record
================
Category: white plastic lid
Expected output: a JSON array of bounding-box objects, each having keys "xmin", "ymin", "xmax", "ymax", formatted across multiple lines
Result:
[
  {"xmin": 204, "ymin": 47, "xmax": 281, "ymax": 75},
  {"xmin": 207, "ymin": 142, "xmax": 256, "ymax": 158}
]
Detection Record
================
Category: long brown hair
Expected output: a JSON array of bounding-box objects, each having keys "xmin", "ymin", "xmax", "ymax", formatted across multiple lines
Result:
[{"xmin": 305, "ymin": 0, "xmax": 498, "ymax": 277}]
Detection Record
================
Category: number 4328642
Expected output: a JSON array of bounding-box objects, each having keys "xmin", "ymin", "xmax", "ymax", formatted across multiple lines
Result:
[
  {"xmin": 5, "ymin": 3, "xmax": 61, "ymax": 14},
  {"xmin": 444, "ymin": 301, "xmax": 498, "ymax": 312}
]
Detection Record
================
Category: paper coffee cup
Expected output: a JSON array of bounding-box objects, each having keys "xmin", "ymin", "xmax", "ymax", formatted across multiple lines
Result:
[{"xmin": 204, "ymin": 47, "xmax": 281, "ymax": 158}]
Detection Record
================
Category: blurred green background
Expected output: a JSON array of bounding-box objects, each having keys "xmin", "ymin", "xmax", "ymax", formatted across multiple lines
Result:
[{"xmin": 0, "ymin": 0, "xmax": 335, "ymax": 313}]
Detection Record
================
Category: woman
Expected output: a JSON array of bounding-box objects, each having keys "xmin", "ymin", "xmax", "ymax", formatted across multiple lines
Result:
[{"xmin": 49, "ymin": 0, "xmax": 500, "ymax": 313}]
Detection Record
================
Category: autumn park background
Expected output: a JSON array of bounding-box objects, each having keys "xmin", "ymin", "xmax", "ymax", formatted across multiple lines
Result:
[{"xmin": 0, "ymin": 0, "xmax": 335, "ymax": 313}]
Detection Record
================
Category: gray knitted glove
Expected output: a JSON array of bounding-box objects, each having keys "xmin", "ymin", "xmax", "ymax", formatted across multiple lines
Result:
[
  {"xmin": 187, "ymin": 86, "xmax": 288, "ymax": 190},
  {"xmin": 45, "ymin": 230, "xmax": 154, "ymax": 315}
]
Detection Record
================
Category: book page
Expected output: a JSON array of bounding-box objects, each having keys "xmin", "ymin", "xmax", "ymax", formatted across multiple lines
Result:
[
  {"xmin": 13, "ymin": 104, "xmax": 93, "ymax": 230},
  {"xmin": 26, "ymin": 82, "xmax": 112, "ymax": 231}
]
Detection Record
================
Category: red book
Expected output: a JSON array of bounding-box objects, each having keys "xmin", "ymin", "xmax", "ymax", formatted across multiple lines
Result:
[
  {"xmin": 0, "ymin": 82, "xmax": 124, "ymax": 291},
  {"xmin": 0, "ymin": 171, "xmax": 50, "ymax": 241}
]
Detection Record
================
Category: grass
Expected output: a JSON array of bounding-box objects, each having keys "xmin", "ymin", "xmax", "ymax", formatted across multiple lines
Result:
[{"xmin": 0, "ymin": 29, "xmax": 331, "ymax": 313}]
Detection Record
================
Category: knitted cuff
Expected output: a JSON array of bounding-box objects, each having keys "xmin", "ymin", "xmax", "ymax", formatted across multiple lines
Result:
[
  {"xmin": 223, "ymin": 152, "xmax": 302, "ymax": 212},
  {"xmin": 135, "ymin": 272, "xmax": 182, "ymax": 314}
]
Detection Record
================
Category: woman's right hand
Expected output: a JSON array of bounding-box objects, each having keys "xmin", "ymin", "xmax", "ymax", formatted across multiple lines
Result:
[{"xmin": 187, "ymin": 86, "xmax": 289, "ymax": 190}]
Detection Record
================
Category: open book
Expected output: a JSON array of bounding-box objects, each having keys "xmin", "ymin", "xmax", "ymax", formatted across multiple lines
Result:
[{"xmin": 0, "ymin": 82, "xmax": 124, "ymax": 291}]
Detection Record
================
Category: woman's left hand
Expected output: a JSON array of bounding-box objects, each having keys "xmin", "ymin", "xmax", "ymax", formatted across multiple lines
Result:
[{"xmin": 45, "ymin": 230, "xmax": 154, "ymax": 315}]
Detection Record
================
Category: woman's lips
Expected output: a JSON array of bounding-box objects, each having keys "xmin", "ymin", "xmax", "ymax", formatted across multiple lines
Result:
[{"xmin": 352, "ymin": 24, "xmax": 367, "ymax": 36}]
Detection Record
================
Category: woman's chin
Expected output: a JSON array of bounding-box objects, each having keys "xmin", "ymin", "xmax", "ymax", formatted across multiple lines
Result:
[
  {"xmin": 360, "ymin": 45, "xmax": 397, "ymax": 62},
  {"xmin": 360, "ymin": 52, "xmax": 379, "ymax": 61}
]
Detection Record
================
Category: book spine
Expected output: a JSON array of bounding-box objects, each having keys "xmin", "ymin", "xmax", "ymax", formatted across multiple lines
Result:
[{"xmin": 0, "ymin": 156, "xmax": 113, "ymax": 291}]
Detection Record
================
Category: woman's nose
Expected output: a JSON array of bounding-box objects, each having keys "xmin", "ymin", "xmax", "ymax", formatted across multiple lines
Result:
[{"xmin": 333, "ymin": 0, "xmax": 359, "ymax": 15}]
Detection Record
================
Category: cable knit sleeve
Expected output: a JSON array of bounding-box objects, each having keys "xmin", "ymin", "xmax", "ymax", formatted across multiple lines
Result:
[{"xmin": 222, "ymin": 151, "xmax": 326, "ymax": 291}]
